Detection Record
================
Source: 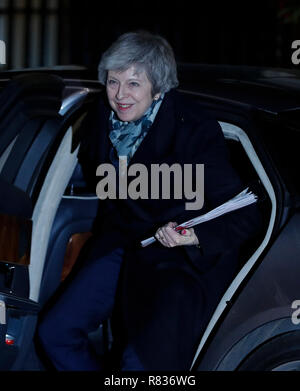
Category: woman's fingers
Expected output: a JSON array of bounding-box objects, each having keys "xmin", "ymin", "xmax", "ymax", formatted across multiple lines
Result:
[
  {"xmin": 155, "ymin": 226, "xmax": 174, "ymax": 247},
  {"xmin": 161, "ymin": 225, "xmax": 178, "ymax": 247},
  {"xmin": 155, "ymin": 223, "xmax": 173, "ymax": 247},
  {"xmin": 155, "ymin": 222, "xmax": 198, "ymax": 247}
]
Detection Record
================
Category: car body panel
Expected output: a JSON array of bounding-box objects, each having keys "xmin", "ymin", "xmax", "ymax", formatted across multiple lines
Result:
[{"xmin": 194, "ymin": 212, "xmax": 300, "ymax": 370}]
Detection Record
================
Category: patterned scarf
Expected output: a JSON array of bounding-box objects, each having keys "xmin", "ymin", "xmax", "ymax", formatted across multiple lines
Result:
[{"xmin": 109, "ymin": 94, "xmax": 164, "ymax": 162}]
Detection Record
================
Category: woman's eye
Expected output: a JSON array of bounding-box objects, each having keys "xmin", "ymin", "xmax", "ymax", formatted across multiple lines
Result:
[
  {"xmin": 107, "ymin": 79, "xmax": 117, "ymax": 86},
  {"xmin": 129, "ymin": 82, "xmax": 139, "ymax": 87}
]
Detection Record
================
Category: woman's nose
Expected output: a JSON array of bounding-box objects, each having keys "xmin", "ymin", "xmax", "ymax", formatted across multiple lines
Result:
[{"xmin": 116, "ymin": 84, "xmax": 128, "ymax": 100}]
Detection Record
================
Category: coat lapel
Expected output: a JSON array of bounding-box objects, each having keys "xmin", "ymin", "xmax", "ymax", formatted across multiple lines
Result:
[{"xmin": 128, "ymin": 91, "xmax": 177, "ymax": 166}]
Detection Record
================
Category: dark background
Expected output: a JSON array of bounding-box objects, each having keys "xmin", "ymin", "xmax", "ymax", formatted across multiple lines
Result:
[{"xmin": 0, "ymin": 0, "xmax": 300, "ymax": 71}]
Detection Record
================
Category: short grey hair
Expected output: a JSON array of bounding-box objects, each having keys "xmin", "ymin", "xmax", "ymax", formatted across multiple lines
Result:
[{"xmin": 98, "ymin": 31, "xmax": 179, "ymax": 95}]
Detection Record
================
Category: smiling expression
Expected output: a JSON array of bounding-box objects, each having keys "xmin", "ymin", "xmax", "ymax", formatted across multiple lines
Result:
[{"xmin": 106, "ymin": 66, "xmax": 157, "ymax": 122}]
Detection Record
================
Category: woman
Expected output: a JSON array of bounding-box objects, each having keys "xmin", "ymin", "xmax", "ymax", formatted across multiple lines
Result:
[{"xmin": 38, "ymin": 31, "xmax": 262, "ymax": 370}]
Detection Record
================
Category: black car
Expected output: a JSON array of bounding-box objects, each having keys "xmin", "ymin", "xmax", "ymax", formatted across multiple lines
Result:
[{"xmin": 0, "ymin": 64, "xmax": 300, "ymax": 371}]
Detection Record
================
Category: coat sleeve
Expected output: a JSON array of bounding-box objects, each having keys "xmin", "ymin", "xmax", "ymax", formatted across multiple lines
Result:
[{"xmin": 183, "ymin": 118, "xmax": 263, "ymax": 260}]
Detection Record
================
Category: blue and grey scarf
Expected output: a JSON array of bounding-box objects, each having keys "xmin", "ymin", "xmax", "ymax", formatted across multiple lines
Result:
[{"xmin": 109, "ymin": 94, "xmax": 164, "ymax": 162}]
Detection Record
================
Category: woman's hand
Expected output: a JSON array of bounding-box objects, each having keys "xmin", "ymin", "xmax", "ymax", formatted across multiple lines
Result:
[{"xmin": 155, "ymin": 222, "xmax": 199, "ymax": 248}]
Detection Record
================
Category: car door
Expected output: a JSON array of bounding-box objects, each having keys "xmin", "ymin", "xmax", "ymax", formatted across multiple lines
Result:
[
  {"xmin": 0, "ymin": 180, "xmax": 40, "ymax": 370},
  {"xmin": 0, "ymin": 72, "xmax": 65, "ymax": 370},
  {"xmin": 180, "ymin": 90, "xmax": 298, "ymax": 371},
  {"xmin": 0, "ymin": 72, "xmax": 103, "ymax": 370}
]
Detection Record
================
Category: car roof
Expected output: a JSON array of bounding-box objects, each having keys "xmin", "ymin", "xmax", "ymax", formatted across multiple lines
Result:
[{"xmin": 177, "ymin": 63, "xmax": 300, "ymax": 114}]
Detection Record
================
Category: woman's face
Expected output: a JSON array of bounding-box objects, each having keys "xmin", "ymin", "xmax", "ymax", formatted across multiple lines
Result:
[{"xmin": 106, "ymin": 65, "xmax": 156, "ymax": 122}]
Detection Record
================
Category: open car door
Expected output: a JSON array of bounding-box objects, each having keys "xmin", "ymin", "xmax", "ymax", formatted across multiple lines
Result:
[
  {"xmin": 0, "ymin": 71, "xmax": 102, "ymax": 370},
  {"xmin": 0, "ymin": 179, "xmax": 39, "ymax": 370}
]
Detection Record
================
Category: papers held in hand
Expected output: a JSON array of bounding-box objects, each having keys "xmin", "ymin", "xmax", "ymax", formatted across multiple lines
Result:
[{"xmin": 140, "ymin": 188, "xmax": 258, "ymax": 248}]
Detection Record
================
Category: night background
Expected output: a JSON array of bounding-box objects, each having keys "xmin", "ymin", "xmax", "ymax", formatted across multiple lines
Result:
[{"xmin": 0, "ymin": 0, "xmax": 300, "ymax": 73}]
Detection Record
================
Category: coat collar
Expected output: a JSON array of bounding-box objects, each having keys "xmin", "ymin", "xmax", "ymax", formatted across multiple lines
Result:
[
  {"xmin": 128, "ymin": 89, "xmax": 178, "ymax": 165},
  {"xmin": 97, "ymin": 89, "xmax": 181, "ymax": 166}
]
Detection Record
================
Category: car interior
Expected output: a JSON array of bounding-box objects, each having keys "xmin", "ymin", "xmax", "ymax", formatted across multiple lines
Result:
[{"xmin": 0, "ymin": 73, "xmax": 276, "ymax": 370}]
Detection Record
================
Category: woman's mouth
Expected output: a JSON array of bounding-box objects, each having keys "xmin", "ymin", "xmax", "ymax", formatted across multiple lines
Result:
[{"xmin": 117, "ymin": 103, "xmax": 133, "ymax": 111}]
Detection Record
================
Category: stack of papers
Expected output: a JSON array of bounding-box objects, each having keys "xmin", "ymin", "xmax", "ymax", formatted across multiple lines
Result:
[{"xmin": 141, "ymin": 188, "xmax": 258, "ymax": 247}]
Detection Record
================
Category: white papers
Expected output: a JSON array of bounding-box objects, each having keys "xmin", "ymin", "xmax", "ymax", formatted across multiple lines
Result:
[{"xmin": 140, "ymin": 188, "xmax": 258, "ymax": 247}]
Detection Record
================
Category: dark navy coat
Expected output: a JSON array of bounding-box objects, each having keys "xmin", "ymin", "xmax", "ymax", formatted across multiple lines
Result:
[{"xmin": 78, "ymin": 89, "xmax": 262, "ymax": 370}]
